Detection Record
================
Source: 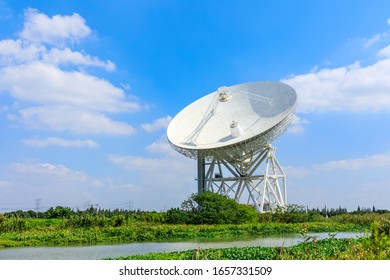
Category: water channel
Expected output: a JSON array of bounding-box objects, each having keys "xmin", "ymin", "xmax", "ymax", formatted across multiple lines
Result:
[{"xmin": 0, "ymin": 232, "xmax": 365, "ymax": 260}]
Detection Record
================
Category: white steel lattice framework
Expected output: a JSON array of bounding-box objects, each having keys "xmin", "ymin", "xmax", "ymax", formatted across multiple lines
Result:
[{"xmin": 197, "ymin": 145, "xmax": 287, "ymax": 212}]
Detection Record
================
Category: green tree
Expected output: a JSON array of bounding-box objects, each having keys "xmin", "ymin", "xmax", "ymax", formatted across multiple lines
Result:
[
  {"xmin": 165, "ymin": 207, "xmax": 190, "ymax": 224},
  {"xmin": 180, "ymin": 192, "xmax": 258, "ymax": 224},
  {"xmin": 44, "ymin": 206, "xmax": 75, "ymax": 219}
]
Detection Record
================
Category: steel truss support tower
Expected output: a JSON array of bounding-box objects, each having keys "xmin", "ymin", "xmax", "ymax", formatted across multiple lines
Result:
[{"xmin": 197, "ymin": 145, "xmax": 287, "ymax": 212}]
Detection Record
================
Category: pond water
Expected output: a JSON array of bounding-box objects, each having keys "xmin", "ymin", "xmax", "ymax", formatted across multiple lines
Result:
[{"xmin": 0, "ymin": 232, "xmax": 365, "ymax": 260}]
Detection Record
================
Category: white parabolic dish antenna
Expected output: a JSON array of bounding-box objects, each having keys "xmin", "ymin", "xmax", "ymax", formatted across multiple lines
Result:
[{"xmin": 167, "ymin": 81, "xmax": 297, "ymax": 212}]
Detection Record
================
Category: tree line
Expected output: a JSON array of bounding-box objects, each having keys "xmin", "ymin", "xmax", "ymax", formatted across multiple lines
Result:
[{"xmin": 1, "ymin": 193, "xmax": 389, "ymax": 223}]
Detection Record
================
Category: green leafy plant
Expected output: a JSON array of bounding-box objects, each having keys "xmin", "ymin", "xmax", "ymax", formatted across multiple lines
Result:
[{"xmin": 167, "ymin": 192, "xmax": 258, "ymax": 225}]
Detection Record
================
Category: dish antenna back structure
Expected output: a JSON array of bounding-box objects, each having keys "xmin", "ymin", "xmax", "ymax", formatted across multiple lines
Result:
[{"xmin": 167, "ymin": 81, "xmax": 297, "ymax": 212}]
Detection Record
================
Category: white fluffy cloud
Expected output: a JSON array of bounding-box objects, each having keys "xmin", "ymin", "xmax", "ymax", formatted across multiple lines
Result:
[
  {"xmin": 15, "ymin": 106, "xmax": 135, "ymax": 135},
  {"xmin": 109, "ymin": 151, "xmax": 193, "ymax": 177},
  {"xmin": 364, "ymin": 34, "xmax": 382, "ymax": 48},
  {"xmin": 23, "ymin": 137, "xmax": 99, "ymax": 148},
  {"xmin": 42, "ymin": 48, "xmax": 115, "ymax": 71},
  {"xmin": 141, "ymin": 116, "xmax": 172, "ymax": 132},
  {"xmin": 280, "ymin": 21, "xmax": 390, "ymax": 136},
  {"xmin": 146, "ymin": 138, "xmax": 177, "ymax": 155},
  {"xmin": 286, "ymin": 151, "xmax": 390, "ymax": 178},
  {"xmin": 0, "ymin": 39, "xmax": 44, "ymax": 65},
  {"xmin": 287, "ymin": 115, "xmax": 309, "ymax": 134},
  {"xmin": 282, "ymin": 21, "xmax": 390, "ymax": 114},
  {"xmin": 282, "ymin": 59, "xmax": 390, "ymax": 113},
  {"xmin": 11, "ymin": 162, "xmax": 92, "ymax": 178},
  {"xmin": 109, "ymin": 137, "xmax": 196, "ymax": 197},
  {"xmin": 0, "ymin": 39, "xmax": 114, "ymax": 70},
  {"xmin": 0, "ymin": 9, "xmax": 140, "ymax": 135},
  {"xmin": 378, "ymin": 45, "xmax": 390, "ymax": 58},
  {"xmin": 20, "ymin": 8, "xmax": 91, "ymax": 45},
  {"xmin": 0, "ymin": 62, "xmax": 138, "ymax": 113},
  {"xmin": 315, "ymin": 151, "xmax": 390, "ymax": 171}
]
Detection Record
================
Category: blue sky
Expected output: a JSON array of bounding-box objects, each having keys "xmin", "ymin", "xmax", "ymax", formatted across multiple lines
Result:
[{"xmin": 1, "ymin": 0, "xmax": 390, "ymax": 212}]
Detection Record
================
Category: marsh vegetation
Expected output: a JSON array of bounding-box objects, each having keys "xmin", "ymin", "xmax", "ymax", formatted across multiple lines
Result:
[{"xmin": 1, "ymin": 192, "xmax": 389, "ymax": 259}]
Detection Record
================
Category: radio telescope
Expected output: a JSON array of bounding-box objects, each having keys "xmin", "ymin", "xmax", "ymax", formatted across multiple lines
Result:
[{"xmin": 167, "ymin": 81, "xmax": 297, "ymax": 212}]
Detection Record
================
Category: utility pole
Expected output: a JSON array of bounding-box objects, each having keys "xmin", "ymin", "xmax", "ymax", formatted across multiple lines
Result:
[
  {"xmin": 35, "ymin": 198, "xmax": 41, "ymax": 218},
  {"xmin": 128, "ymin": 200, "xmax": 133, "ymax": 211}
]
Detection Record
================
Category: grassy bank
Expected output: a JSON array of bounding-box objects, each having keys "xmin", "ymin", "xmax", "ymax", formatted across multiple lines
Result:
[
  {"xmin": 0, "ymin": 220, "xmax": 366, "ymax": 248},
  {"xmin": 106, "ymin": 218, "xmax": 390, "ymax": 260},
  {"xmin": 107, "ymin": 220, "xmax": 390, "ymax": 260},
  {"xmin": 1, "ymin": 210, "xmax": 389, "ymax": 248},
  {"xmin": 107, "ymin": 236, "xmax": 390, "ymax": 260}
]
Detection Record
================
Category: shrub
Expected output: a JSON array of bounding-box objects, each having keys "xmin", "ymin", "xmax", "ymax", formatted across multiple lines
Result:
[
  {"xmin": 168, "ymin": 192, "xmax": 258, "ymax": 225},
  {"xmin": 372, "ymin": 218, "xmax": 390, "ymax": 237},
  {"xmin": 165, "ymin": 208, "xmax": 190, "ymax": 224},
  {"xmin": 65, "ymin": 213, "xmax": 110, "ymax": 228},
  {"xmin": 0, "ymin": 215, "xmax": 26, "ymax": 232},
  {"xmin": 44, "ymin": 206, "xmax": 75, "ymax": 219},
  {"xmin": 112, "ymin": 215, "xmax": 126, "ymax": 227}
]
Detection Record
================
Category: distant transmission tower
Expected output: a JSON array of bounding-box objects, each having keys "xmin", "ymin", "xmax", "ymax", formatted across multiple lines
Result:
[
  {"xmin": 84, "ymin": 201, "xmax": 92, "ymax": 209},
  {"xmin": 35, "ymin": 198, "xmax": 41, "ymax": 217}
]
